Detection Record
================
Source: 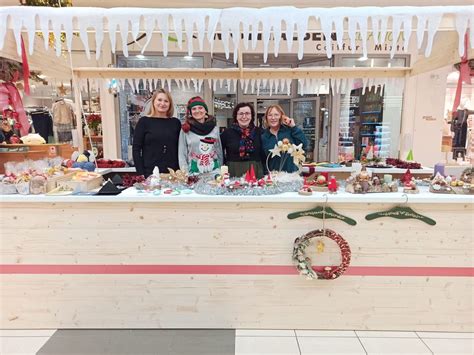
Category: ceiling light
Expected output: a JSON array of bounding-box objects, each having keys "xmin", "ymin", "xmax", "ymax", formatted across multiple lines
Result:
[
  {"xmin": 136, "ymin": 54, "xmax": 145, "ymax": 59},
  {"xmin": 184, "ymin": 56, "xmax": 193, "ymax": 60}
]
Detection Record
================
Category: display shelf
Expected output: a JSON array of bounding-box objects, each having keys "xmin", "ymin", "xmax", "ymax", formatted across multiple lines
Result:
[
  {"xmin": 2, "ymin": 185, "xmax": 471, "ymax": 204},
  {"xmin": 361, "ymin": 110, "xmax": 382, "ymax": 114}
]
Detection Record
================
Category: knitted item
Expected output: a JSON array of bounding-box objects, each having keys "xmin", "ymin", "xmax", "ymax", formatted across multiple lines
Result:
[
  {"xmin": 183, "ymin": 96, "xmax": 210, "ymax": 133},
  {"xmin": 182, "ymin": 116, "xmax": 216, "ymax": 135},
  {"xmin": 231, "ymin": 123, "xmax": 256, "ymax": 160},
  {"xmin": 187, "ymin": 96, "xmax": 208, "ymax": 114}
]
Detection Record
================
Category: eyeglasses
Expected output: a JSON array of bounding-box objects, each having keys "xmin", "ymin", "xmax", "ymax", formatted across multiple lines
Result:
[{"xmin": 237, "ymin": 112, "xmax": 252, "ymax": 117}]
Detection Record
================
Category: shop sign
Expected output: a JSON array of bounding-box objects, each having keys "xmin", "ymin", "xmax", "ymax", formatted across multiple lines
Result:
[{"xmin": 132, "ymin": 31, "xmax": 406, "ymax": 56}]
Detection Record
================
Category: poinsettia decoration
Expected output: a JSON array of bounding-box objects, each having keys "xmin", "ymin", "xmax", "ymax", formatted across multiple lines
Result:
[{"xmin": 86, "ymin": 114, "xmax": 101, "ymax": 132}]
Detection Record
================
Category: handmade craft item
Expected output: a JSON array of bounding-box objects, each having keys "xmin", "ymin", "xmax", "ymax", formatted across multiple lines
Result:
[
  {"xmin": 287, "ymin": 206, "xmax": 357, "ymax": 226},
  {"xmin": 293, "ymin": 229, "xmax": 351, "ymax": 280}
]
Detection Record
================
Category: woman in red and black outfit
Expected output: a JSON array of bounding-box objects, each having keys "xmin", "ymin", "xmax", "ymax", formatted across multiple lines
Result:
[{"xmin": 220, "ymin": 102, "xmax": 265, "ymax": 178}]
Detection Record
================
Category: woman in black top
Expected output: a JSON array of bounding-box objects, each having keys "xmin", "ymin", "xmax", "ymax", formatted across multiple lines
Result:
[
  {"xmin": 132, "ymin": 89, "xmax": 181, "ymax": 177},
  {"xmin": 220, "ymin": 102, "xmax": 265, "ymax": 178}
]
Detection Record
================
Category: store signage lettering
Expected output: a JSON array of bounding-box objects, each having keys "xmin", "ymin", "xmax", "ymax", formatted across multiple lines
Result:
[
  {"xmin": 212, "ymin": 31, "xmax": 404, "ymax": 53},
  {"xmin": 214, "ymin": 31, "xmax": 404, "ymax": 42},
  {"xmin": 214, "ymin": 98, "xmax": 235, "ymax": 110}
]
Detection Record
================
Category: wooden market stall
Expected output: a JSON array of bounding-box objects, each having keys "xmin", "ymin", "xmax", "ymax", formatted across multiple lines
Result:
[
  {"xmin": 1, "ymin": 191, "xmax": 473, "ymax": 330},
  {"xmin": 0, "ymin": 3, "xmax": 473, "ymax": 332}
]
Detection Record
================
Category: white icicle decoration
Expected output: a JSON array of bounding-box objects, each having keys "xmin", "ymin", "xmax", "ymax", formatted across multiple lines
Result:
[
  {"xmin": 424, "ymin": 14, "xmax": 442, "ymax": 57},
  {"xmin": 298, "ymin": 79, "xmax": 304, "ymax": 96},
  {"xmin": 269, "ymin": 79, "xmax": 274, "ymax": 96},
  {"xmin": 244, "ymin": 79, "xmax": 250, "ymax": 94},
  {"xmin": 296, "ymin": 15, "xmax": 309, "ymax": 60},
  {"xmin": 286, "ymin": 79, "xmax": 292, "ymax": 96},
  {"xmin": 455, "ymin": 13, "xmax": 470, "ymax": 56},
  {"xmin": 1, "ymin": 6, "xmax": 474, "ymax": 61},
  {"xmin": 273, "ymin": 79, "xmax": 279, "ymax": 94},
  {"xmin": 0, "ymin": 12, "xmax": 7, "ymax": 51},
  {"xmin": 362, "ymin": 77, "xmax": 369, "ymax": 95},
  {"xmin": 320, "ymin": 15, "xmax": 334, "ymax": 59}
]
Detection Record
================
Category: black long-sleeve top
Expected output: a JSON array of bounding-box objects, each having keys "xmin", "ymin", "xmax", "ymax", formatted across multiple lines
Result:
[
  {"xmin": 220, "ymin": 126, "xmax": 265, "ymax": 164},
  {"xmin": 132, "ymin": 116, "xmax": 181, "ymax": 177},
  {"xmin": 31, "ymin": 111, "xmax": 54, "ymax": 142}
]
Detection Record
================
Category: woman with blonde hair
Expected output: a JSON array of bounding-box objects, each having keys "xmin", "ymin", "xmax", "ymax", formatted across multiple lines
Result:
[
  {"xmin": 132, "ymin": 89, "xmax": 181, "ymax": 177},
  {"xmin": 261, "ymin": 104, "xmax": 308, "ymax": 173}
]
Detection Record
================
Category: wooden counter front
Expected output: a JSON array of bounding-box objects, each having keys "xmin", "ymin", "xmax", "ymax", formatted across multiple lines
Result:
[{"xmin": 0, "ymin": 192, "xmax": 472, "ymax": 331}]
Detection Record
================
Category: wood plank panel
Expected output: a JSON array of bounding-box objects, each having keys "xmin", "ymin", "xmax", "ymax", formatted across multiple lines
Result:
[
  {"xmin": 1, "ymin": 226, "xmax": 471, "ymax": 266},
  {"xmin": 0, "ymin": 201, "xmax": 472, "ymax": 330},
  {"xmin": 1, "ymin": 202, "xmax": 472, "ymax": 266},
  {"xmin": 1, "ymin": 275, "xmax": 472, "ymax": 331}
]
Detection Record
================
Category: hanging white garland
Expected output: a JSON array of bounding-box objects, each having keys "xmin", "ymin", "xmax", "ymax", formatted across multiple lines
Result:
[{"xmin": 0, "ymin": 6, "xmax": 472, "ymax": 60}]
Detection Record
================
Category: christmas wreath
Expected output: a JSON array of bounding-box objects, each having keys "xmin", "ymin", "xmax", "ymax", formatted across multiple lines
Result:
[{"xmin": 292, "ymin": 228, "xmax": 351, "ymax": 280}]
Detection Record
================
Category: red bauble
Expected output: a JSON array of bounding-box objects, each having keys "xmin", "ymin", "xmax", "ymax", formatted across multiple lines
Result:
[{"xmin": 328, "ymin": 177, "xmax": 338, "ymax": 192}]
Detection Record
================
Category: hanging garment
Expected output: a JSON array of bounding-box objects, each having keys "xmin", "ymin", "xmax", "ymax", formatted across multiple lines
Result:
[
  {"xmin": 56, "ymin": 123, "xmax": 74, "ymax": 142},
  {"xmin": 30, "ymin": 110, "xmax": 53, "ymax": 142},
  {"xmin": 52, "ymin": 100, "xmax": 75, "ymax": 126},
  {"xmin": 452, "ymin": 109, "xmax": 469, "ymax": 148}
]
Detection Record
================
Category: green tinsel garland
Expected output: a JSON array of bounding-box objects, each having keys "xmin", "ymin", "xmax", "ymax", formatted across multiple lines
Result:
[{"xmin": 19, "ymin": 0, "xmax": 72, "ymax": 6}]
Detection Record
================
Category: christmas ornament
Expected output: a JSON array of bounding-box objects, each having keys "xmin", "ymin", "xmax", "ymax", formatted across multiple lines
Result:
[
  {"xmin": 327, "ymin": 176, "xmax": 338, "ymax": 193},
  {"xmin": 57, "ymin": 83, "xmax": 68, "ymax": 96},
  {"xmin": 298, "ymin": 185, "xmax": 313, "ymax": 196},
  {"xmin": 293, "ymin": 229, "xmax": 351, "ymax": 280},
  {"xmin": 194, "ymin": 173, "xmax": 302, "ymax": 196}
]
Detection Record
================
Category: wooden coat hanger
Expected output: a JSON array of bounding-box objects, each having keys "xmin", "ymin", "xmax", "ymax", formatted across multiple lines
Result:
[{"xmin": 365, "ymin": 194, "xmax": 436, "ymax": 226}]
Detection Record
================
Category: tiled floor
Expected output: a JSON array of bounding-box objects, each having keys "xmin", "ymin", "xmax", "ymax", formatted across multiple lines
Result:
[{"xmin": 0, "ymin": 329, "xmax": 473, "ymax": 355}]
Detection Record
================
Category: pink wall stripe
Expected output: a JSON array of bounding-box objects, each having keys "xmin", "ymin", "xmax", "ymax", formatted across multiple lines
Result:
[{"xmin": 0, "ymin": 265, "xmax": 473, "ymax": 277}]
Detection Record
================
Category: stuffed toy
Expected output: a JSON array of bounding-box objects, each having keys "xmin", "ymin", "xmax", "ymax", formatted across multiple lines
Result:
[{"xmin": 66, "ymin": 150, "xmax": 96, "ymax": 171}]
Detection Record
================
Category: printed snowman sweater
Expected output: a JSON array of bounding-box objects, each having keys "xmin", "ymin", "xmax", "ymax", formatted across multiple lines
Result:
[{"xmin": 178, "ymin": 126, "xmax": 223, "ymax": 174}]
